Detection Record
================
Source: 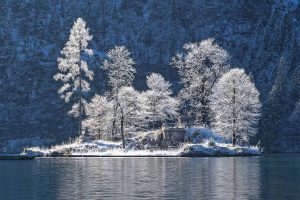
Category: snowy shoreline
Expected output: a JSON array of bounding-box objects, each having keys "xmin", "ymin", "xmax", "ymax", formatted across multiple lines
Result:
[
  {"xmin": 21, "ymin": 128, "xmax": 261, "ymax": 157},
  {"xmin": 23, "ymin": 139, "xmax": 261, "ymax": 158}
]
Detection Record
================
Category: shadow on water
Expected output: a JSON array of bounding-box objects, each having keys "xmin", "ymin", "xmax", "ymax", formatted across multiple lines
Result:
[
  {"xmin": 258, "ymin": 154, "xmax": 300, "ymax": 199},
  {"xmin": 0, "ymin": 155, "xmax": 300, "ymax": 200}
]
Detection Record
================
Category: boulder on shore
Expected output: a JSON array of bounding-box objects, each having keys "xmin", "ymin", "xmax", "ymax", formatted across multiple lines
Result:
[{"xmin": 180, "ymin": 144, "xmax": 261, "ymax": 157}]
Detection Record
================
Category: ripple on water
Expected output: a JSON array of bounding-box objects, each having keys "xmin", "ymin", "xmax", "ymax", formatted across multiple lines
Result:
[{"xmin": 0, "ymin": 155, "xmax": 300, "ymax": 200}]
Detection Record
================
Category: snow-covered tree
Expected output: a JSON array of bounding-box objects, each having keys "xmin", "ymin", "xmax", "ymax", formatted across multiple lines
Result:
[
  {"xmin": 53, "ymin": 18, "xmax": 94, "ymax": 136},
  {"xmin": 142, "ymin": 73, "xmax": 179, "ymax": 127},
  {"xmin": 171, "ymin": 38, "xmax": 230, "ymax": 126},
  {"xmin": 210, "ymin": 68, "xmax": 261, "ymax": 145},
  {"xmin": 83, "ymin": 95, "xmax": 113, "ymax": 139},
  {"xmin": 117, "ymin": 86, "xmax": 141, "ymax": 148},
  {"xmin": 102, "ymin": 46, "xmax": 135, "ymax": 137},
  {"xmin": 102, "ymin": 46, "xmax": 136, "ymax": 92}
]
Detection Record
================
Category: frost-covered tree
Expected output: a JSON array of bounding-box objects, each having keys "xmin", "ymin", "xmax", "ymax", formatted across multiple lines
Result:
[
  {"xmin": 117, "ymin": 86, "xmax": 141, "ymax": 148},
  {"xmin": 210, "ymin": 68, "xmax": 261, "ymax": 145},
  {"xmin": 54, "ymin": 18, "xmax": 94, "ymax": 136},
  {"xmin": 142, "ymin": 73, "xmax": 179, "ymax": 127},
  {"xmin": 102, "ymin": 46, "xmax": 136, "ymax": 91},
  {"xmin": 172, "ymin": 38, "xmax": 230, "ymax": 126},
  {"xmin": 83, "ymin": 95, "xmax": 113, "ymax": 139},
  {"xmin": 102, "ymin": 46, "xmax": 135, "ymax": 137}
]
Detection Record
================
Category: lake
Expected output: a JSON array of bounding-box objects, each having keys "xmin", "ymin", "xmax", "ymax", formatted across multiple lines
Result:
[{"xmin": 0, "ymin": 155, "xmax": 299, "ymax": 200}]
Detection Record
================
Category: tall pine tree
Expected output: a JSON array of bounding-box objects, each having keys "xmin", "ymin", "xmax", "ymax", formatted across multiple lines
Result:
[{"xmin": 54, "ymin": 18, "xmax": 94, "ymax": 137}]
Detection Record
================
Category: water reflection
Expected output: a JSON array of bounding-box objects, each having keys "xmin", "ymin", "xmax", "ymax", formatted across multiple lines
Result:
[
  {"xmin": 259, "ymin": 155, "xmax": 300, "ymax": 199},
  {"xmin": 0, "ymin": 156, "xmax": 299, "ymax": 199}
]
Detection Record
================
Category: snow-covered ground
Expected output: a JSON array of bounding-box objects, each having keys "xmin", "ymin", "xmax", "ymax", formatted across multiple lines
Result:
[
  {"xmin": 23, "ymin": 139, "xmax": 121, "ymax": 156},
  {"xmin": 180, "ymin": 140, "xmax": 260, "ymax": 157},
  {"xmin": 23, "ymin": 132, "xmax": 261, "ymax": 157},
  {"xmin": 72, "ymin": 149, "xmax": 182, "ymax": 156}
]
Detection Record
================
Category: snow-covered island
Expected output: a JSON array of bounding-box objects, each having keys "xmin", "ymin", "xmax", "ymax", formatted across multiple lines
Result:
[
  {"xmin": 19, "ymin": 18, "xmax": 262, "ymax": 158},
  {"xmin": 23, "ymin": 128, "xmax": 261, "ymax": 157}
]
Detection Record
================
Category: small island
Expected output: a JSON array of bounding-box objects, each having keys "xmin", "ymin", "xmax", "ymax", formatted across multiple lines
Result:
[
  {"xmin": 13, "ymin": 18, "xmax": 263, "ymax": 158},
  {"xmin": 23, "ymin": 127, "xmax": 260, "ymax": 157}
]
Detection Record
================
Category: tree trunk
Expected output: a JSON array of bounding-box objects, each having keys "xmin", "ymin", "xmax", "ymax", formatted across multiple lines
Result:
[
  {"xmin": 111, "ymin": 104, "xmax": 118, "ymax": 138},
  {"xmin": 111, "ymin": 117, "xmax": 116, "ymax": 138},
  {"xmin": 232, "ymin": 80, "xmax": 236, "ymax": 146},
  {"xmin": 232, "ymin": 132, "xmax": 236, "ymax": 146},
  {"xmin": 200, "ymin": 78, "xmax": 207, "ymax": 127},
  {"xmin": 79, "ymin": 89, "xmax": 82, "ymax": 136},
  {"xmin": 121, "ymin": 114, "xmax": 125, "ymax": 149},
  {"xmin": 232, "ymin": 119, "xmax": 236, "ymax": 146},
  {"xmin": 78, "ymin": 42, "xmax": 82, "ymax": 137},
  {"xmin": 111, "ymin": 99, "xmax": 118, "ymax": 139}
]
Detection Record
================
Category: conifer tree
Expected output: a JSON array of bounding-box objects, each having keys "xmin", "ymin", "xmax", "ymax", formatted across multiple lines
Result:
[{"xmin": 54, "ymin": 18, "xmax": 94, "ymax": 137}]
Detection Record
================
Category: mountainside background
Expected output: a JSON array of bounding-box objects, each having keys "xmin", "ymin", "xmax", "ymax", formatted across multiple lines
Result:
[{"xmin": 0, "ymin": 0, "xmax": 299, "ymax": 152}]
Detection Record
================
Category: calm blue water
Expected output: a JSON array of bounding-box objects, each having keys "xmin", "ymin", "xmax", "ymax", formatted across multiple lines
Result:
[{"xmin": 0, "ymin": 155, "xmax": 299, "ymax": 200}]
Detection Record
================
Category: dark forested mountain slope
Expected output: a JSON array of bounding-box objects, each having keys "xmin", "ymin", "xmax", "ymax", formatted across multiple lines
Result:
[{"xmin": 0, "ymin": 0, "xmax": 299, "ymax": 152}]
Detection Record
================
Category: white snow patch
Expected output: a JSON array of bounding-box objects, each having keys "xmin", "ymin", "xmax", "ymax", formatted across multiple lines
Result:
[
  {"xmin": 23, "ymin": 139, "xmax": 121, "ymax": 156},
  {"xmin": 72, "ymin": 149, "xmax": 182, "ymax": 156}
]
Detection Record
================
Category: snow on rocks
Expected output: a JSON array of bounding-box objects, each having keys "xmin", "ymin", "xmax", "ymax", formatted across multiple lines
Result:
[
  {"xmin": 180, "ymin": 142, "xmax": 261, "ymax": 157},
  {"xmin": 124, "ymin": 138, "xmax": 144, "ymax": 150},
  {"xmin": 185, "ymin": 127, "xmax": 229, "ymax": 143}
]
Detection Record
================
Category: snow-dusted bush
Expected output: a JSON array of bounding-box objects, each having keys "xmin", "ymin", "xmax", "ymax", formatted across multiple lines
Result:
[
  {"xmin": 207, "ymin": 139, "xmax": 216, "ymax": 147},
  {"xmin": 83, "ymin": 95, "xmax": 113, "ymax": 139}
]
